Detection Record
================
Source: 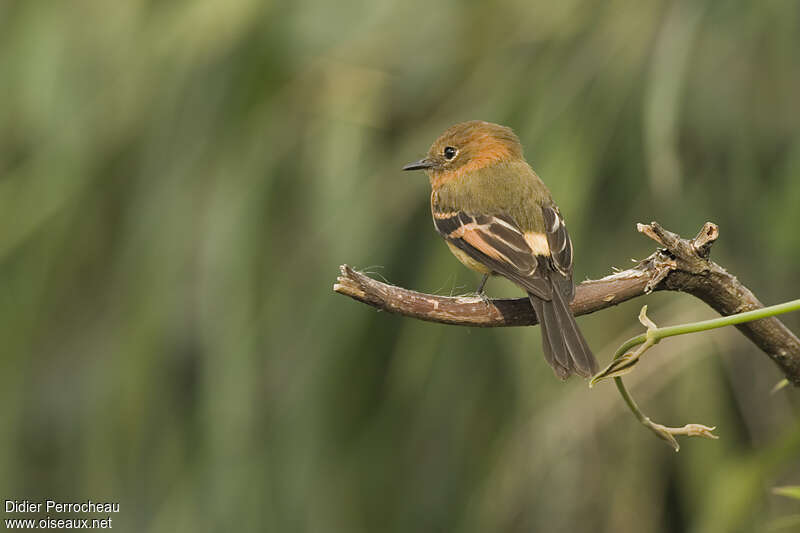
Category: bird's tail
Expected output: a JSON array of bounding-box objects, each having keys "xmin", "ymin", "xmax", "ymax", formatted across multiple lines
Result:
[{"xmin": 529, "ymin": 290, "xmax": 598, "ymax": 380}]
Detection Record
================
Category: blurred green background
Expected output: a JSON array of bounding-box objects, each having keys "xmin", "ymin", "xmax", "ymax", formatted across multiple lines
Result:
[{"xmin": 2, "ymin": 0, "xmax": 800, "ymax": 531}]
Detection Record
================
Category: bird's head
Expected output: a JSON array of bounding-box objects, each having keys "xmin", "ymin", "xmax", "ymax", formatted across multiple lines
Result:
[{"xmin": 402, "ymin": 121, "xmax": 523, "ymax": 180}]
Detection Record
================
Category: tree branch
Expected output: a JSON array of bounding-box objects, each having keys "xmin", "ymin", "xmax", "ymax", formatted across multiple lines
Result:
[{"xmin": 333, "ymin": 222, "xmax": 800, "ymax": 385}]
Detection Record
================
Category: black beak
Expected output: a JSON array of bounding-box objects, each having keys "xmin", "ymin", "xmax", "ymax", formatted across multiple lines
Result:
[{"xmin": 402, "ymin": 158, "xmax": 433, "ymax": 171}]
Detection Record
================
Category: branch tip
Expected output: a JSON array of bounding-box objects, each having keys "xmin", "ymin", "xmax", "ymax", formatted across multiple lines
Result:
[{"xmin": 691, "ymin": 222, "xmax": 719, "ymax": 258}]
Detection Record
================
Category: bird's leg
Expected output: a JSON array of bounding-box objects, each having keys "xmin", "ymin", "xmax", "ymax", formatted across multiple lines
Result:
[
  {"xmin": 456, "ymin": 273, "xmax": 491, "ymax": 304},
  {"xmin": 475, "ymin": 273, "xmax": 490, "ymax": 298}
]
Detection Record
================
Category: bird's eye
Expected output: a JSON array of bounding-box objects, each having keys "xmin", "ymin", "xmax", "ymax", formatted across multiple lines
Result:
[{"xmin": 443, "ymin": 146, "xmax": 457, "ymax": 160}]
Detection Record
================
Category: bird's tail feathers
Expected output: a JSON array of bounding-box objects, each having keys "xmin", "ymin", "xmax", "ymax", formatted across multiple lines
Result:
[{"xmin": 529, "ymin": 290, "xmax": 598, "ymax": 380}]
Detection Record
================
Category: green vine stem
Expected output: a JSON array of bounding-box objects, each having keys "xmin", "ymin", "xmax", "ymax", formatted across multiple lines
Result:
[{"xmin": 591, "ymin": 298, "xmax": 800, "ymax": 450}]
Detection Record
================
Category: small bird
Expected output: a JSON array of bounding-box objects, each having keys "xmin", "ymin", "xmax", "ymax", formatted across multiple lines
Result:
[{"xmin": 403, "ymin": 120, "xmax": 597, "ymax": 379}]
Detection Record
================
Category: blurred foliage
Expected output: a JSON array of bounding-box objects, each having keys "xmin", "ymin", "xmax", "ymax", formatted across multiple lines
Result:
[{"xmin": 1, "ymin": 0, "xmax": 799, "ymax": 531}]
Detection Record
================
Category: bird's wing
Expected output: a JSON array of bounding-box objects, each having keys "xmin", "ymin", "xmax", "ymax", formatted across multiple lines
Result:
[
  {"xmin": 541, "ymin": 205, "xmax": 575, "ymax": 300},
  {"xmin": 432, "ymin": 209, "xmax": 553, "ymax": 300}
]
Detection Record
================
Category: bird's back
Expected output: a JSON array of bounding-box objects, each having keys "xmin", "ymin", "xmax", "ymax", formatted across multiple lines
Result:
[{"xmin": 431, "ymin": 159, "xmax": 552, "ymax": 233}]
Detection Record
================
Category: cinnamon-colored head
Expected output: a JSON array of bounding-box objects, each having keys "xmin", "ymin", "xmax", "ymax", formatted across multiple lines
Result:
[{"xmin": 402, "ymin": 121, "xmax": 524, "ymax": 178}]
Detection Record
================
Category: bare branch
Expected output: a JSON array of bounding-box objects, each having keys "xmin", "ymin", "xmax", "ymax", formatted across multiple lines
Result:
[{"xmin": 333, "ymin": 222, "xmax": 800, "ymax": 385}]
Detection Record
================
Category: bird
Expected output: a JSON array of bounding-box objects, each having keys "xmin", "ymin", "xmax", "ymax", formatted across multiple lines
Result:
[{"xmin": 402, "ymin": 120, "xmax": 598, "ymax": 379}]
